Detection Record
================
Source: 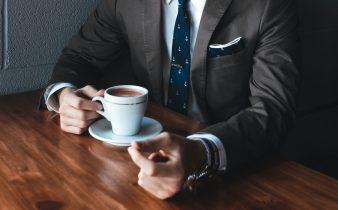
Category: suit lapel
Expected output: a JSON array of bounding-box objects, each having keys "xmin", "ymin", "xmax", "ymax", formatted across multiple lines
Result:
[
  {"xmin": 143, "ymin": 0, "xmax": 163, "ymax": 103},
  {"xmin": 191, "ymin": 0, "xmax": 233, "ymax": 120}
]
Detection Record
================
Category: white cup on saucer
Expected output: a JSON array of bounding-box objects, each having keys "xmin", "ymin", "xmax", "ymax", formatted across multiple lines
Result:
[{"xmin": 92, "ymin": 85, "xmax": 148, "ymax": 136}]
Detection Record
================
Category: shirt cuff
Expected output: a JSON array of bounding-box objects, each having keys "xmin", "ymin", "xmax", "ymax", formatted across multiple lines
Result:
[
  {"xmin": 44, "ymin": 83, "xmax": 76, "ymax": 113},
  {"xmin": 187, "ymin": 133, "xmax": 227, "ymax": 172}
]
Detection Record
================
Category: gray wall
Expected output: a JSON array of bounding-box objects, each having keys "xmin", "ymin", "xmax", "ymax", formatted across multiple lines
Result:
[{"xmin": 0, "ymin": 0, "xmax": 98, "ymax": 95}]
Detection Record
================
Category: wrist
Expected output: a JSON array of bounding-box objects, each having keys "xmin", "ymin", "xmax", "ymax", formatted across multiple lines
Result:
[
  {"xmin": 188, "ymin": 140, "xmax": 207, "ymax": 174},
  {"xmin": 184, "ymin": 140, "xmax": 213, "ymax": 191}
]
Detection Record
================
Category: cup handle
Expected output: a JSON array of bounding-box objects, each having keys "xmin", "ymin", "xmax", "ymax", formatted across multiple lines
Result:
[{"xmin": 92, "ymin": 96, "xmax": 111, "ymax": 121}]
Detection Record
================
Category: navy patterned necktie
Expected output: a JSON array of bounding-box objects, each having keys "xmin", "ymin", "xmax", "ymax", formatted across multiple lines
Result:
[{"xmin": 167, "ymin": 0, "xmax": 191, "ymax": 114}]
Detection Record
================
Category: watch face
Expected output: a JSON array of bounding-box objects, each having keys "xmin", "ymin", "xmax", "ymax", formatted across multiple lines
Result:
[
  {"xmin": 184, "ymin": 167, "xmax": 212, "ymax": 191},
  {"xmin": 191, "ymin": 166, "xmax": 212, "ymax": 181}
]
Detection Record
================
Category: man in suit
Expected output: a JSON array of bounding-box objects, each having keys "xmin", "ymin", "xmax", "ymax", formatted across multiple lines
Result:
[{"xmin": 42, "ymin": 0, "xmax": 300, "ymax": 199}]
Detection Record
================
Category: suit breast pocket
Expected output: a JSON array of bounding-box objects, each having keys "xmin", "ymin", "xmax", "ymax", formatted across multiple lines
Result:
[
  {"xmin": 206, "ymin": 49, "xmax": 251, "ymax": 121},
  {"xmin": 207, "ymin": 49, "xmax": 246, "ymax": 70}
]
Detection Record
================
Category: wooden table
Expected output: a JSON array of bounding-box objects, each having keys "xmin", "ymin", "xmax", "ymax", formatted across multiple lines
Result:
[{"xmin": 0, "ymin": 91, "xmax": 337, "ymax": 210}]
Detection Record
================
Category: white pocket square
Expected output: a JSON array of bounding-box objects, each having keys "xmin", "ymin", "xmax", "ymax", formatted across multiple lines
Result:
[
  {"xmin": 208, "ymin": 37, "xmax": 244, "ymax": 57},
  {"xmin": 209, "ymin": 37, "xmax": 242, "ymax": 49}
]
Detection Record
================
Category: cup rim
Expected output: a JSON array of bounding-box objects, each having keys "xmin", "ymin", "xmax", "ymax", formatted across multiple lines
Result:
[{"xmin": 104, "ymin": 85, "xmax": 148, "ymax": 104}]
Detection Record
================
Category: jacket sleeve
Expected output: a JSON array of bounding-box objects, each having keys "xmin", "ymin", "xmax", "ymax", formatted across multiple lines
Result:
[
  {"xmin": 48, "ymin": 0, "xmax": 125, "ymax": 88},
  {"xmin": 201, "ymin": 0, "xmax": 301, "ymax": 172}
]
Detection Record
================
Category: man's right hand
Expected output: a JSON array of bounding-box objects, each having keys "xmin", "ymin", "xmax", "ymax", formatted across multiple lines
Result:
[{"xmin": 57, "ymin": 85, "xmax": 104, "ymax": 134}]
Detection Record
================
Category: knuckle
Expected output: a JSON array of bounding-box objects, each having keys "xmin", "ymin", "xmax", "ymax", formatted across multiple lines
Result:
[
  {"xmin": 163, "ymin": 132, "xmax": 172, "ymax": 140},
  {"xmin": 63, "ymin": 127, "xmax": 72, "ymax": 134},
  {"xmin": 147, "ymin": 163, "xmax": 157, "ymax": 176},
  {"xmin": 162, "ymin": 133, "xmax": 172, "ymax": 145},
  {"xmin": 83, "ymin": 85, "xmax": 97, "ymax": 97},
  {"xmin": 74, "ymin": 128, "xmax": 84, "ymax": 135},
  {"xmin": 84, "ymin": 85, "xmax": 94, "ymax": 90},
  {"xmin": 157, "ymin": 191, "xmax": 169, "ymax": 200},
  {"xmin": 162, "ymin": 132, "xmax": 170, "ymax": 138},
  {"xmin": 172, "ymin": 183, "xmax": 182, "ymax": 193},
  {"xmin": 137, "ymin": 179, "xmax": 143, "ymax": 187},
  {"xmin": 138, "ymin": 172, "xmax": 145, "ymax": 180},
  {"xmin": 79, "ymin": 127, "xmax": 86, "ymax": 134},
  {"xmin": 60, "ymin": 123, "xmax": 66, "ymax": 131}
]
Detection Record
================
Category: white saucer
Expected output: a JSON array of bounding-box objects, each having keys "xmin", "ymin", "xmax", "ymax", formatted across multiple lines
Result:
[{"xmin": 89, "ymin": 117, "xmax": 163, "ymax": 146}]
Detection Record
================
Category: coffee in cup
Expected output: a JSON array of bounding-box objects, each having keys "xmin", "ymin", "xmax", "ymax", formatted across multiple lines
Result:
[
  {"xmin": 107, "ymin": 88, "xmax": 144, "ymax": 97},
  {"xmin": 92, "ymin": 85, "xmax": 148, "ymax": 136}
]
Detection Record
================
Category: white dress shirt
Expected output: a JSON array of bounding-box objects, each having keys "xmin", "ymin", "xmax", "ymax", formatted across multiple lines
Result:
[{"xmin": 45, "ymin": 0, "xmax": 227, "ymax": 172}]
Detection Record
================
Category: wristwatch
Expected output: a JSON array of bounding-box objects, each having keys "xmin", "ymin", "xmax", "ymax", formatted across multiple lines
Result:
[
  {"xmin": 184, "ymin": 139, "xmax": 216, "ymax": 191},
  {"xmin": 185, "ymin": 165, "xmax": 213, "ymax": 191}
]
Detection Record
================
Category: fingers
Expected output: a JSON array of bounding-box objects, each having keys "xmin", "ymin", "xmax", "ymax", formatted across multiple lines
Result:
[
  {"xmin": 78, "ymin": 85, "xmax": 100, "ymax": 98},
  {"xmin": 128, "ymin": 147, "xmax": 155, "ymax": 174},
  {"xmin": 148, "ymin": 152, "xmax": 169, "ymax": 163},
  {"xmin": 60, "ymin": 106, "xmax": 100, "ymax": 121},
  {"xmin": 128, "ymin": 147, "xmax": 174, "ymax": 177},
  {"xmin": 137, "ymin": 173, "xmax": 182, "ymax": 200},
  {"xmin": 57, "ymin": 86, "xmax": 104, "ymax": 135},
  {"xmin": 60, "ymin": 125, "xmax": 87, "ymax": 135},
  {"xmin": 59, "ymin": 106, "xmax": 99, "ymax": 134},
  {"xmin": 132, "ymin": 132, "xmax": 172, "ymax": 153},
  {"xmin": 129, "ymin": 133, "xmax": 187, "ymax": 199},
  {"xmin": 137, "ymin": 175, "xmax": 170, "ymax": 200},
  {"xmin": 66, "ymin": 94, "xmax": 102, "ymax": 111},
  {"xmin": 60, "ymin": 116, "xmax": 94, "ymax": 129},
  {"xmin": 96, "ymin": 89, "xmax": 105, "ymax": 97},
  {"xmin": 60, "ymin": 86, "xmax": 102, "ymax": 111},
  {"xmin": 60, "ymin": 114, "xmax": 95, "ymax": 134}
]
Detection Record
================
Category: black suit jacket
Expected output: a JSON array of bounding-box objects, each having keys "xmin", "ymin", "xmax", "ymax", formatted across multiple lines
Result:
[{"xmin": 44, "ymin": 0, "xmax": 300, "ymax": 172}]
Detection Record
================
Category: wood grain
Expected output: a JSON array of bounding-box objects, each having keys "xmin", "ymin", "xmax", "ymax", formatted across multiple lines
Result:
[{"xmin": 0, "ymin": 91, "xmax": 337, "ymax": 210}]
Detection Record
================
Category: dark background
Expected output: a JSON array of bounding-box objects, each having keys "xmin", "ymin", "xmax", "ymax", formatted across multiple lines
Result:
[{"xmin": 281, "ymin": 0, "xmax": 338, "ymax": 179}]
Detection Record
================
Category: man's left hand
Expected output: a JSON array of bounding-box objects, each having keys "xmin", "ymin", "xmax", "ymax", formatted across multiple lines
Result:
[{"xmin": 128, "ymin": 132, "xmax": 206, "ymax": 199}]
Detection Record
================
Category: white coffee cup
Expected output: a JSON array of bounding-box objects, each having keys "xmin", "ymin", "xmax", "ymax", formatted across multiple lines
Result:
[{"xmin": 92, "ymin": 85, "xmax": 148, "ymax": 136}]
